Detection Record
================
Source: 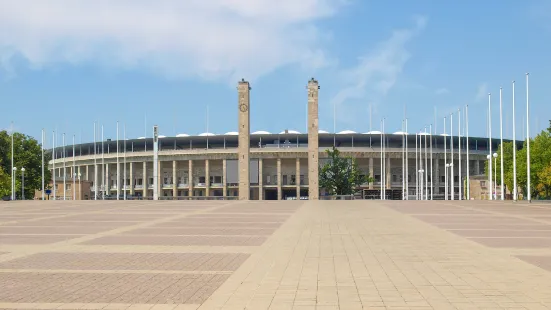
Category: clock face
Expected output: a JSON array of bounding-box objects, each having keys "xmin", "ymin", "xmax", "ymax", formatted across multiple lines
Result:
[{"xmin": 240, "ymin": 103, "xmax": 248, "ymax": 112}]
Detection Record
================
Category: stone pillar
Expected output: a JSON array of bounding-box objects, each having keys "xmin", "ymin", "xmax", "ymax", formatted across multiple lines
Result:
[
  {"xmin": 86, "ymin": 165, "xmax": 89, "ymax": 181},
  {"xmin": 157, "ymin": 161, "xmax": 162, "ymax": 198},
  {"xmin": 106, "ymin": 164, "xmax": 110, "ymax": 195},
  {"xmin": 222, "ymin": 159, "xmax": 227, "ymax": 197},
  {"xmin": 307, "ymin": 78, "xmax": 320, "ymax": 200},
  {"xmin": 143, "ymin": 162, "xmax": 147, "ymax": 197},
  {"xmin": 475, "ymin": 160, "xmax": 480, "ymax": 175},
  {"xmin": 277, "ymin": 158, "xmax": 282, "ymax": 200},
  {"xmin": 434, "ymin": 157, "xmax": 440, "ymax": 194},
  {"xmin": 205, "ymin": 159, "xmax": 210, "ymax": 197},
  {"xmin": 173, "ymin": 160, "xmax": 177, "ymax": 197},
  {"xmin": 258, "ymin": 158, "xmax": 263, "ymax": 200},
  {"xmin": 129, "ymin": 162, "xmax": 134, "ymax": 196},
  {"xmin": 369, "ymin": 157, "xmax": 374, "ymax": 189},
  {"xmin": 386, "ymin": 157, "xmax": 391, "ymax": 189},
  {"xmin": 296, "ymin": 158, "xmax": 300, "ymax": 198},
  {"xmin": 238, "ymin": 79, "xmax": 251, "ymax": 200},
  {"xmin": 189, "ymin": 160, "xmax": 194, "ymax": 197}
]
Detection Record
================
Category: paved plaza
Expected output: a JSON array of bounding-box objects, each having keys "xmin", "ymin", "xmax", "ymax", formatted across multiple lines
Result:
[{"xmin": 1, "ymin": 200, "xmax": 551, "ymax": 309}]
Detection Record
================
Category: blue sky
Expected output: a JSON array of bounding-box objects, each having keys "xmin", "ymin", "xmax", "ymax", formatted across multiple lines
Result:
[{"xmin": 1, "ymin": 0, "xmax": 550, "ymax": 146}]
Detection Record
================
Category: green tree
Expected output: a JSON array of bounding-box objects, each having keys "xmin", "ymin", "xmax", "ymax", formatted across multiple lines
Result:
[
  {"xmin": 0, "ymin": 160, "xmax": 10, "ymax": 198},
  {"xmin": 319, "ymin": 147, "xmax": 371, "ymax": 196},
  {"xmin": 537, "ymin": 164, "xmax": 551, "ymax": 198},
  {"xmin": 0, "ymin": 130, "xmax": 51, "ymax": 199},
  {"xmin": 547, "ymin": 120, "xmax": 551, "ymax": 134}
]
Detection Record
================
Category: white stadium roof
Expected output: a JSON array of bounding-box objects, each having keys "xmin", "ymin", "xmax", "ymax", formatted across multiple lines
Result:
[
  {"xmin": 364, "ymin": 131, "xmax": 382, "ymax": 134},
  {"xmin": 137, "ymin": 137, "xmax": 145, "ymax": 139},
  {"xmin": 252, "ymin": 131, "xmax": 271, "ymax": 135},
  {"xmin": 338, "ymin": 130, "xmax": 357, "ymax": 134},
  {"xmin": 318, "ymin": 130, "xmax": 329, "ymax": 134},
  {"xmin": 198, "ymin": 132, "xmax": 216, "ymax": 136},
  {"xmin": 279, "ymin": 130, "xmax": 300, "ymax": 134},
  {"xmin": 393, "ymin": 131, "xmax": 408, "ymax": 135},
  {"xmin": 224, "ymin": 131, "xmax": 238, "ymax": 135},
  {"xmin": 176, "ymin": 133, "xmax": 189, "ymax": 137},
  {"xmin": 158, "ymin": 135, "xmax": 167, "ymax": 138}
]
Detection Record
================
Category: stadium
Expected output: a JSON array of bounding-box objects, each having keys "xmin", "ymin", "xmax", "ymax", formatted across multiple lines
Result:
[{"xmin": 45, "ymin": 78, "xmax": 520, "ymax": 200}]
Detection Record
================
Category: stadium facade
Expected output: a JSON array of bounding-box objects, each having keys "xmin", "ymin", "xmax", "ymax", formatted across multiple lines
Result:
[{"xmin": 47, "ymin": 78, "xmax": 520, "ymax": 200}]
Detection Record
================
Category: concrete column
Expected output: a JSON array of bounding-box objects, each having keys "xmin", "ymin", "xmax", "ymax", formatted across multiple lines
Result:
[
  {"xmin": 106, "ymin": 164, "xmax": 110, "ymax": 195},
  {"xmin": 173, "ymin": 160, "xmax": 177, "ymax": 197},
  {"xmin": 143, "ymin": 162, "xmax": 147, "ymax": 197},
  {"xmin": 307, "ymin": 78, "xmax": 320, "ymax": 200},
  {"xmin": 129, "ymin": 162, "xmax": 134, "ymax": 196},
  {"xmin": 86, "ymin": 165, "xmax": 89, "ymax": 181},
  {"xmin": 296, "ymin": 158, "xmax": 300, "ymax": 198},
  {"xmin": 386, "ymin": 157, "xmax": 391, "ymax": 189},
  {"xmin": 277, "ymin": 158, "xmax": 282, "ymax": 200},
  {"xmin": 205, "ymin": 159, "xmax": 210, "ymax": 197},
  {"xmin": 189, "ymin": 160, "xmax": 194, "ymax": 197},
  {"xmin": 222, "ymin": 159, "xmax": 227, "ymax": 197},
  {"xmin": 475, "ymin": 160, "xmax": 480, "ymax": 175},
  {"xmin": 258, "ymin": 158, "xmax": 263, "ymax": 200},
  {"xmin": 434, "ymin": 158, "xmax": 440, "ymax": 194},
  {"xmin": 238, "ymin": 79, "xmax": 251, "ymax": 200},
  {"xmin": 369, "ymin": 157, "xmax": 374, "ymax": 189},
  {"xmin": 157, "ymin": 161, "xmax": 162, "ymax": 198}
]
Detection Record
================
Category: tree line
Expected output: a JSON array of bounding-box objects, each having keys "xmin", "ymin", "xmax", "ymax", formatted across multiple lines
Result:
[
  {"xmin": 0, "ymin": 130, "xmax": 51, "ymax": 199},
  {"xmin": 485, "ymin": 120, "xmax": 551, "ymax": 199}
]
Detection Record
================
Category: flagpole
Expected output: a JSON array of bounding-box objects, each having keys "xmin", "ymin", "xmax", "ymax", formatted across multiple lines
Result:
[
  {"xmin": 380, "ymin": 120, "xmax": 383, "ymax": 200},
  {"xmin": 450, "ymin": 114, "xmax": 454, "ymax": 200},
  {"xmin": 444, "ymin": 117, "xmax": 447, "ymax": 200},
  {"xmin": 402, "ymin": 120, "xmax": 405, "ymax": 200},
  {"xmin": 526, "ymin": 73, "xmax": 531, "ymax": 203},
  {"xmin": 512, "ymin": 81, "xmax": 517, "ymax": 201},
  {"xmin": 430, "ymin": 124, "xmax": 433, "ymax": 200},
  {"xmin": 424, "ymin": 127, "xmax": 428, "ymax": 200},
  {"xmin": 415, "ymin": 131, "xmax": 418, "ymax": 200},
  {"xmin": 73, "ymin": 134, "xmax": 76, "ymax": 200},
  {"xmin": 116, "ymin": 121, "xmax": 120, "ymax": 200},
  {"xmin": 499, "ymin": 87, "xmax": 504, "ymax": 200},
  {"xmin": 41, "ymin": 129, "xmax": 45, "ymax": 200},
  {"xmin": 383, "ymin": 118, "xmax": 386, "ymax": 200},
  {"xmin": 11, "ymin": 122, "xmax": 14, "ymax": 200},
  {"xmin": 405, "ymin": 118, "xmax": 409, "ymax": 200},
  {"xmin": 53, "ymin": 131, "xmax": 56, "ymax": 200},
  {"xmin": 466, "ymin": 105, "xmax": 470, "ymax": 200},
  {"xmin": 101, "ymin": 124, "xmax": 105, "ymax": 200},
  {"xmin": 124, "ymin": 123, "xmax": 127, "ymax": 200},
  {"xmin": 94, "ymin": 122, "xmax": 97, "ymax": 200},
  {"xmin": 62, "ymin": 133, "xmax": 66, "ymax": 200},
  {"xmin": 488, "ymin": 93, "xmax": 493, "ymax": 200},
  {"xmin": 458, "ymin": 109, "xmax": 462, "ymax": 200}
]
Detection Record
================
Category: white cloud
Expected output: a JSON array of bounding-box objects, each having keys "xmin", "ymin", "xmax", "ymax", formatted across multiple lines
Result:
[
  {"xmin": 329, "ymin": 16, "xmax": 427, "ymax": 127},
  {"xmin": 0, "ymin": 0, "xmax": 345, "ymax": 81},
  {"xmin": 434, "ymin": 88, "xmax": 449, "ymax": 95}
]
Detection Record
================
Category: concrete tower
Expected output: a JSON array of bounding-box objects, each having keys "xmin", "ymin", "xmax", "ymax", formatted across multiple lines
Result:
[
  {"xmin": 307, "ymin": 78, "xmax": 320, "ymax": 200},
  {"xmin": 237, "ymin": 79, "xmax": 251, "ymax": 200}
]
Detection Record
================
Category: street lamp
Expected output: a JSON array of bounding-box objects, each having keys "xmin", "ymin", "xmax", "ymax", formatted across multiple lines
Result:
[
  {"xmin": 21, "ymin": 167, "xmax": 25, "ymax": 200},
  {"xmin": 12, "ymin": 167, "xmax": 17, "ymax": 200},
  {"xmin": 418, "ymin": 169, "xmax": 425, "ymax": 200},
  {"xmin": 448, "ymin": 163, "xmax": 454, "ymax": 200},
  {"xmin": 487, "ymin": 154, "xmax": 492, "ymax": 200},
  {"xmin": 493, "ymin": 153, "xmax": 498, "ymax": 200},
  {"xmin": 445, "ymin": 163, "xmax": 449, "ymax": 200}
]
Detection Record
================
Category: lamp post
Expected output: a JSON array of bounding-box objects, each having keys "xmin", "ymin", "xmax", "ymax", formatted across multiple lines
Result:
[
  {"xmin": 73, "ymin": 172, "xmax": 77, "ymax": 200},
  {"xmin": 12, "ymin": 167, "xmax": 17, "ymax": 200},
  {"xmin": 21, "ymin": 167, "xmax": 25, "ymax": 200},
  {"xmin": 493, "ymin": 153, "xmax": 498, "ymax": 200},
  {"xmin": 418, "ymin": 169, "xmax": 425, "ymax": 200},
  {"xmin": 445, "ymin": 163, "xmax": 449, "ymax": 200},
  {"xmin": 486, "ymin": 154, "xmax": 491, "ymax": 200},
  {"xmin": 448, "ymin": 163, "xmax": 454, "ymax": 199}
]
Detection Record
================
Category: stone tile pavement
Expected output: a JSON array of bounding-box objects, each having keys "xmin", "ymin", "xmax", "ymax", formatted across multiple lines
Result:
[{"xmin": 1, "ymin": 200, "xmax": 551, "ymax": 309}]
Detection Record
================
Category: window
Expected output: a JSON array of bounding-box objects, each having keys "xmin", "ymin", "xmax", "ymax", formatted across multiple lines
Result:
[
  {"xmin": 66, "ymin": 184, "xmax": 71, "ymax": 190},
  {"xmin": 454, "ymin": 176, "xmax": 458, "ymax": 182},
  {"xmin": 137, "ymin": 178, "xmax": 143, "ymax": 185},
  {"xmin": 149, "ymin": 178, "xmax": 153, "ymax": 185},
  {"xmin": 441, "ymin": 176, "xmax": 445, "ymax": 183},
  {"xmin": 291, "ymin": 175, "xmax": 296, "ymax": 185},
  {"xmin": 374, "ymin": 175, "xmax": 381, "ymax": 182},
  {"xmin": 300, "ymin": 175, "xmax": 305, "ymax": 185},
  {"xmin": 480, "ymin": 181, "xmax": 486, "ymax": 188},
  {"xmin": 199, "ymin": 176, "xmax": 206, "ymax": 184},
  {"xmin": 164, "ymin": 177, "xmax": 169, "ymax": 185},
  {"xmin": 214, "ymin": 176, "xmax": 222, "ymax": 183},
  {"xmin": 266, "ymin": 175, "xmax": 271, "ymax": 184},
  {"xmin": 283, "ymin": 175, "xmax": 288, "ymax": 185}
]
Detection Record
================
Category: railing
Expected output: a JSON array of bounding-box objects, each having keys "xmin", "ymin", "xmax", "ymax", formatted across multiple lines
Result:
[{"xmin": 159, "ymin": 196, "xmax": 239, "ymax": 200}]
